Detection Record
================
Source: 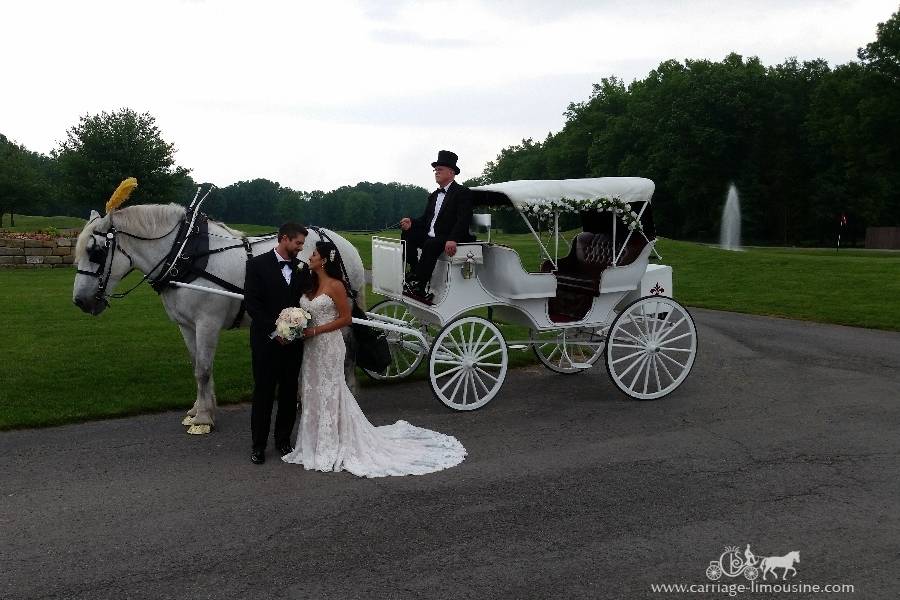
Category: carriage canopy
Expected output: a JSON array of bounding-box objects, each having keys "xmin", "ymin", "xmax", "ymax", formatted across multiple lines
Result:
[{"xmin": 470, "ymin": 177, "xmax": 655, "ymax": 210}]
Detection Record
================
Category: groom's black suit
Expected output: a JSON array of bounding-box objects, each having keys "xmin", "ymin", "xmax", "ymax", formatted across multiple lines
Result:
[{"xmin": 244, "ymin": 249, "xmax": 310, "ymax": 452}]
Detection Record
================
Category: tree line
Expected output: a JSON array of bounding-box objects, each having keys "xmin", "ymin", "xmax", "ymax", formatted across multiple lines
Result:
[
  {"xmin": 480, "ymin": 8, "xmax": 900, "ymax": 244},
  {"xmin": 2, "ymin": 7, "xmax": 897, "ymax": 243},
  {"xmin": 0, "ymin": 109, "xmax": 429, "ymax": 231}
]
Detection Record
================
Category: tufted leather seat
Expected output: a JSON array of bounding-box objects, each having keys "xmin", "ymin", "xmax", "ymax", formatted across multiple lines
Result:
[
  {"xmin": 544, "ymin": 231, "xmax": 646, "ymax": 322},
  {"xmin": 549, "ymin": 232, "xmax": 614, "ymax": 296}
]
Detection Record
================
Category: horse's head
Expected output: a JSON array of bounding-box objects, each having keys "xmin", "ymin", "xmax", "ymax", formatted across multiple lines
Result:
[{"xmin": 72, "ymin": 210, "xmax": 134, "ymax": 315}]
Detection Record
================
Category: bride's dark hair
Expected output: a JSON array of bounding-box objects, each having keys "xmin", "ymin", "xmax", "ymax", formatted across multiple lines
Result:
[{"xmin": 305, "ymin": 241, "xmax": 351, "ymax": 298}]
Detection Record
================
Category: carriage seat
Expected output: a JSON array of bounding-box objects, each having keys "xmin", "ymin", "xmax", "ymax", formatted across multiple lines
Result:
[
  {"xmin": 477, "ymin": 244, "xmax": 556, "ymax": 299},
  {"xmin": 544, "ymin": 232, "xmax": 645, "ymax": 297},
  {"xmin": 542, "ymin": 233, "xmax": 614, "ymax": 297}
]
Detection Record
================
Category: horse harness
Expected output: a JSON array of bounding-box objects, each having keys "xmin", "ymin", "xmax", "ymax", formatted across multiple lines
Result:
[{"xmin": 78, "ymin": 207, "xmax": 273, "ymax": 329}]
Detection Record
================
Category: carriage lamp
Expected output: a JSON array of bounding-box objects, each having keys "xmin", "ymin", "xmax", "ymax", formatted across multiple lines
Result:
[{"xmin": 462, "ymin": 251, "xmax": 476, "ymax": 279}]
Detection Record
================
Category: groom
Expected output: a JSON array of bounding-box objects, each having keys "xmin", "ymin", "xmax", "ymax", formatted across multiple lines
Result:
[{"xmin": 244, "ymin": 223, "xmax": 310, "ymax": 465}]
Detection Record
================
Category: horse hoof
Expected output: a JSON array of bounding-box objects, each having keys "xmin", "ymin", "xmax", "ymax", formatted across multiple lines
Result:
[
  {"xmin": 182, "ymin": 415, "xmax": 195, "ymax": 426},
  {"xmin": 187, "ymin": 424, "xmax": 212, "ymax": 435}
]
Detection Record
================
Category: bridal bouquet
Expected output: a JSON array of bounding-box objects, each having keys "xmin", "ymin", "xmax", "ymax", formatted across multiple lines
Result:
[{"xmin": 275, "ymin": 306, "xmax": 312, "ymax": 341}]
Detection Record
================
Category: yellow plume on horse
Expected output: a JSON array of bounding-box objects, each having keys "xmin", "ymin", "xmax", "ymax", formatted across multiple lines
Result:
[{"xmin": 105, "ymin": 177, "xmax": 138, "ymax": 214}]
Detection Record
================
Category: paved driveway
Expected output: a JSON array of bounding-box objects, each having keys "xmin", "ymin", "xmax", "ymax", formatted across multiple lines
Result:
[{"xmin": 2, "ymin": 309, "xmax": 898, "ymax": 599}]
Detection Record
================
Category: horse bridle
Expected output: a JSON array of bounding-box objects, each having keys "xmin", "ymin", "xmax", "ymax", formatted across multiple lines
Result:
[{"xmin": 76, "ymin": 214, "xmax": 179, "ymax": 305}]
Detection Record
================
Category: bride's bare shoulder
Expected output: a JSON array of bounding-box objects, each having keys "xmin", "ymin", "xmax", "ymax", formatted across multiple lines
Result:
[{"xmin": 324, "ymin": 279, "xmax": 346, "ymax": 297}]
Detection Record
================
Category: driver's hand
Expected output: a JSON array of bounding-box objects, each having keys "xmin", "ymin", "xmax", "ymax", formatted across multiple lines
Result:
[
  {"xmin": 445, "ymin": 240, "xmax": 457, "ymax": 257},
  {"xmin": 399, "ymin": 217, "xmax": 412, "ymax": 231}
]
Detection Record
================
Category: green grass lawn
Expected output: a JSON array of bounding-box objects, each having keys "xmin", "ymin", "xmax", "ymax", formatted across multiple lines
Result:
[
  {"xmin": 1, "ymin": 229, "xmax": 897, "ymax": 430},
  {"xmin": 0, "ymin": 269, "xmax": 255, "ymax": 430},
  {"xmin": 347, "ymin": 230, "xmax": 900, "ymax": 331},
  {"xmin": 0, "ymin": 214, "xmax": 86, "ymax": 233},
  {"xmin": 657, "ymin": 239, "xmax": 900, "ymax": 330}
]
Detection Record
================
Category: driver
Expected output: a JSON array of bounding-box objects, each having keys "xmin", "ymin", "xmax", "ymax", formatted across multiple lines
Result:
[
  {"xmin": 744, "ymin": 544, "xmax": 757, "ymax": 565},
  {"xmin": 399, "ymin": 150, "xmax": 473, "ymax": 300}
]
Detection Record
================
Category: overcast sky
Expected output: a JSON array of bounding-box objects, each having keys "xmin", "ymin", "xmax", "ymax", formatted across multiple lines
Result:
[{"xmin": 2, "ymin": 0, "xmax": 895, "ymax": 192}]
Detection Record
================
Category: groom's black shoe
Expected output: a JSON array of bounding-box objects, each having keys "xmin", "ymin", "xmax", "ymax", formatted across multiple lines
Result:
[
  {"xmin": 250, "ymin": 449, "xmax": 265, "ymax": 465},
  {"xmin": 276, "ymin": 442, "xmax": 294, "ymax": 457}
]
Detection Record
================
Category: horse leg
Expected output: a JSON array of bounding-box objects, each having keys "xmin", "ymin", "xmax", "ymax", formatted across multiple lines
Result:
[
  {"xmin": 178, "ymin": 324, "xmax": 200, "ymax": 426},
  {"xmin": 186, "ymin": 321, "xmax": 221, "ymax": 435}
]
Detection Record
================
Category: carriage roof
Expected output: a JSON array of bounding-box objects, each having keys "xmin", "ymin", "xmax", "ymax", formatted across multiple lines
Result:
[{"xmin": 470, "ymin": 177, "xmax": 655, "ymax": 210}]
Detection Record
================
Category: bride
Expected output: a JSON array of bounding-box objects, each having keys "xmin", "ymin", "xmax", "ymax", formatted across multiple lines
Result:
[{"xmin": 282, "ymin": 241, "xmax": 467, "ymax": 477}]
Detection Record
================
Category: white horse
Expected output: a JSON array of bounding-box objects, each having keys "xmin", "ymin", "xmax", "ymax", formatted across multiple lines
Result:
[
  {"xmin": 760, "ymin": 551, "xmax": 800, "ymax": 580},
  {"xmin": 72, "ymin": 203, "xmax": 366, "ymax": 434}
]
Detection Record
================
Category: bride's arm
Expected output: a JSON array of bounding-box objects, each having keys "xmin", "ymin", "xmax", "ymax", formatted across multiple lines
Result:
[{"xmin": 302, "ymin": 280, "xmax": 352, "ymax": 337}]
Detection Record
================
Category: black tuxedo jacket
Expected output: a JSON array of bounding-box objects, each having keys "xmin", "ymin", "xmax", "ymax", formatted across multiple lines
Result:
[
  {"xmin": 411, "ymin": 181, "xmax": 474, "ymax": 242},
  {"xmin": 244, "ymin": 249, "xmax": 311, "ymax": 349}
]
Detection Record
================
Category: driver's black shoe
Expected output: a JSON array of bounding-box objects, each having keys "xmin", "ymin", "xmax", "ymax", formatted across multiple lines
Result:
[
  {"xmin": 403, "ymin": 281, "xmax": 424, "ymax": 296},
  {"xmin": 250, "ymin": 449, "xmax": 265, "ymax": 465},
  {"xmin": 276, "ymin": 443, "xmax": 294, "ymax": 457}
]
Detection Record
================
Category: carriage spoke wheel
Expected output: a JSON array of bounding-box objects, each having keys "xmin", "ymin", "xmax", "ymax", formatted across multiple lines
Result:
[
  {"xmin": 605, "ymin": 296, "xmax": 697, "ymax": 400},
  {"xmin": 362, "ymin": 300, "xmax": 429, "ymax": 380},
  {"xmin": 429, "ymin": 316, "xmax": 508, "ymax": 411},
  {"xmin": 530, "ymin": 327, "xmax": 605, "ymax": 374}
]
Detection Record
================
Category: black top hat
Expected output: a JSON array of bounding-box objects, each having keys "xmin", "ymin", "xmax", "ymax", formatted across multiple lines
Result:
[{"xmin": 431, "ymin": 150, "xmax": 460, "ymax": 175}]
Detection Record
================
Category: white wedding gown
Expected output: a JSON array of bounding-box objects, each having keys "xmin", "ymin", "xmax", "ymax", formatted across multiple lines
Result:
[{"xmin": 282, "ymin": 294, "xmax": 467, "ymax": 477}]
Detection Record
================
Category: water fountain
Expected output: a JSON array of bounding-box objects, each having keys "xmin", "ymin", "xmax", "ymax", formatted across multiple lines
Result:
[{"xmin": 719, "ymin": 184, "xmax": 742, "ymax": 250}]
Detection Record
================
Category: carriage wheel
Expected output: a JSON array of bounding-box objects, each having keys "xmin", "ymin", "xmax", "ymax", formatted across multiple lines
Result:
[
  {"xmin": 706, "ymin": 564, "xmax": 722, "ymax": 581},
  {"xmin": 530, "ymin": 327, "xmax": 605, "ymax": 374},
  {"xmin": 605, "ymin": 296, "xmax": 697, "ymax": 400},
  {"xmin": 743, "ymin": 566, "xmax": 759, "ymax": 581},
  {"xmin": 428, "ymin": 316, "xmax": 508, "ymax": 411},
  {"xmin": 362, "ymin": 300, "xmax": 428, "ymax": 381}
]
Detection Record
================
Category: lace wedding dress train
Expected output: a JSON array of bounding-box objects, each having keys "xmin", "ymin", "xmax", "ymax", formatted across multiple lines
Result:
[{"xmin": 282, "ymin": 294, "xmax": 467, "ymax": 477}]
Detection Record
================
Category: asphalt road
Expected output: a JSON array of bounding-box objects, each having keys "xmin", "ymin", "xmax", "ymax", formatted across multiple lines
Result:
[{"xmin": 2, "ymin": 309, "xmax": 898, "ymax": 600}]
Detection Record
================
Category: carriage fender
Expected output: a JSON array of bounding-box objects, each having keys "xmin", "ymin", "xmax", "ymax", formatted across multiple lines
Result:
[{"xmin": 619, "ymin": 263, "xmax": 673, "ymax": 307}]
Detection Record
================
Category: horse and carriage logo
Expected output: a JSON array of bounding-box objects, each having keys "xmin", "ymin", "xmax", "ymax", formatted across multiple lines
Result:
[{"xmin": 706, "ymin": 545, "xmax": 800, "ymax": 582}]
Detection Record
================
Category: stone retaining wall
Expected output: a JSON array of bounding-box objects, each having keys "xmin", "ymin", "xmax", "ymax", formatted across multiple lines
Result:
[{"xmin": 0, "ymin": 237, "xmax": 77, "ymax": 268}]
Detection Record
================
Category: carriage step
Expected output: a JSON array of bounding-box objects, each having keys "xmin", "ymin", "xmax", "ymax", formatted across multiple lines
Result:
[
  {"xmin": 508, "ymin": 344, "xmax": 528, "ymax": 351},
  {"xmin": 568, "ymin": 362, "xmax": 593, "ymax": 369}
]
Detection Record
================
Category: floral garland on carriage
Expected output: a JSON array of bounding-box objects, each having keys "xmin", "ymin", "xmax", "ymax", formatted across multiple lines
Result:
[{"xmin": 516, "ymin": 196, "xmax": 643, "ymax": 232}]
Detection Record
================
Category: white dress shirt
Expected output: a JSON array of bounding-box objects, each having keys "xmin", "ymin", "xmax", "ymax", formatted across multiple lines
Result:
[
  {"xmin": 273, "ymin": 248, "xmax": 292, "ymax": 285},
  {"xmin": 427, "ymin": 183, "xmax": 451, "ymax": 238}
]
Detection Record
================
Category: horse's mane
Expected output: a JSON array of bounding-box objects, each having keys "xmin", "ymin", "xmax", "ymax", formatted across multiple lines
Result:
[{"xmin": 74, "ymin": 204, "xmax": 245, "ymax": 260}]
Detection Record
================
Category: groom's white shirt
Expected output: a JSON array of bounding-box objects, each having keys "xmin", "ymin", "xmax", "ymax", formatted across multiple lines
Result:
[
  {"xmin": 269, "ymin": 248, "xmax": 293, "ymax": 339},
  {"xmin": 273, "ymin": 248, "xmax": 292, "ymax": 285}
]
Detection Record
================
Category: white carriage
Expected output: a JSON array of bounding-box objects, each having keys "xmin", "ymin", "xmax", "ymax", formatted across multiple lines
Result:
[{"xmin": 357, "ymin": 177, "xmax": 698, "ymax": 411}]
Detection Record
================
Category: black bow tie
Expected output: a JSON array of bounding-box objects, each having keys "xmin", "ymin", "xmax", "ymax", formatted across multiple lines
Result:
[
  {"xmin": 278, "ymin": 260, "xmax": 295, "ymax": 268},
  {"xmin": 435, "ymin": 187, "xmax": 447, "ymax": 195}
]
